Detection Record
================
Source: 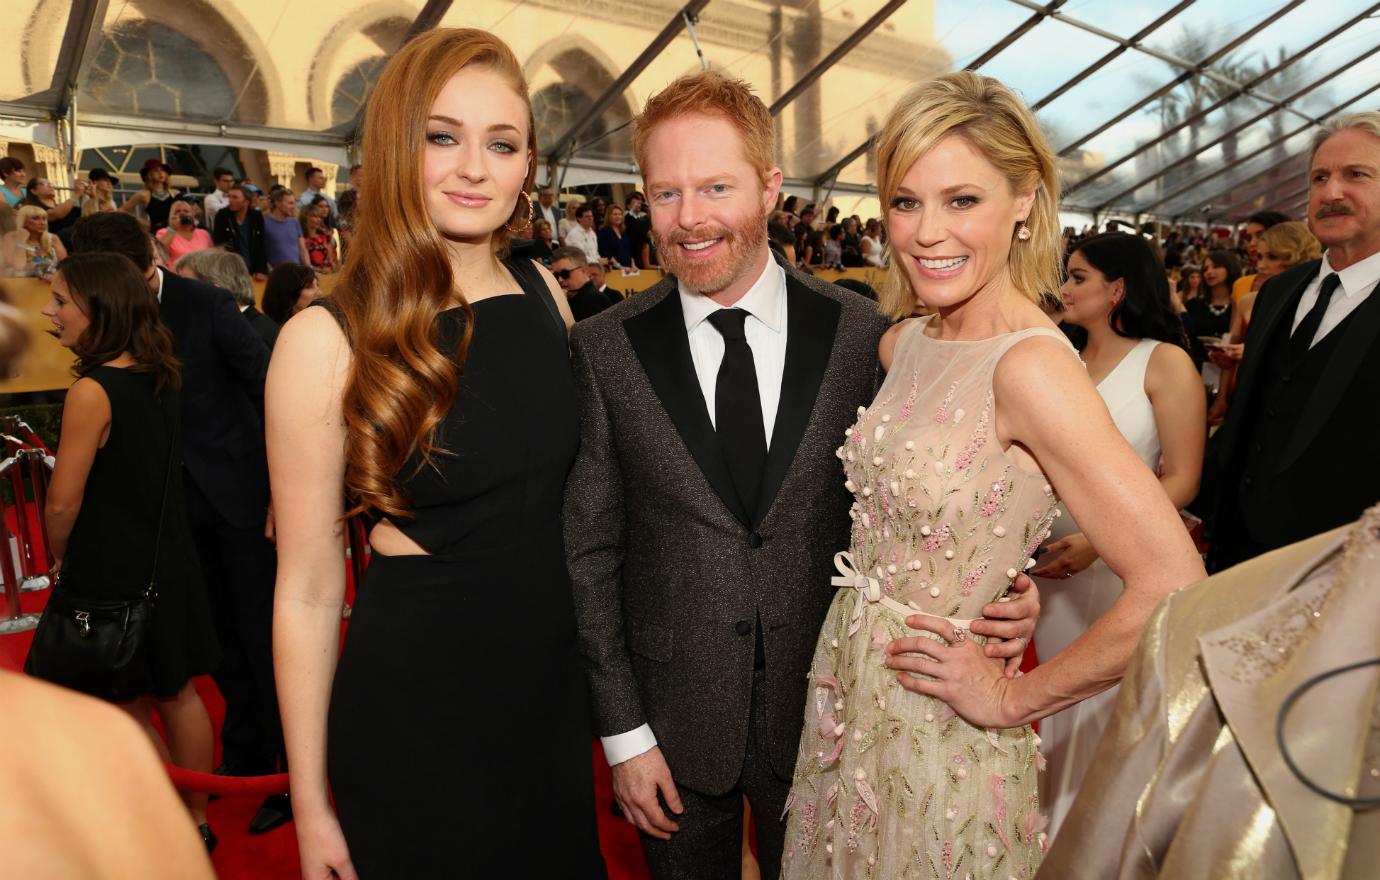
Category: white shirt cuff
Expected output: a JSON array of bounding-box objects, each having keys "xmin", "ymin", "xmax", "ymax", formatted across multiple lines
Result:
[{"xmin": 600, "ymin": 724, "xmax": 657, "ymax": 766}]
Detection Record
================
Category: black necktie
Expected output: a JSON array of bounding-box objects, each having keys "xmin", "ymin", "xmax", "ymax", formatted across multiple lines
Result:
[
  {"xmin": 706, "ymin": 309, "xmax": 767, "ymax": 518},
  {"xmin": 1291, "ymin": 272, "xmax": 1342, "ymax": 358}
]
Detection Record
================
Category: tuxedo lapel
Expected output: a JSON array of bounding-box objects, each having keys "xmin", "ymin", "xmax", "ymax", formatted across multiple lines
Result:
[
  {"xmin": 157, "ymin": 272, "xmax": 189, "ymax": 354},
  {"xmin": 1277, "ymin": 282, "xmax": 1380, "ymax": 472},
  {"xmin": 1213, "ymin": 262, "xmax": 1315, "ymax": 464},
  {"xmin": 755, "ymin": 274, "xmax": 841, "ymax": 526},
  {"xmin": 623, "ymin": 290, "xmax": 752, "ymax": 527}
]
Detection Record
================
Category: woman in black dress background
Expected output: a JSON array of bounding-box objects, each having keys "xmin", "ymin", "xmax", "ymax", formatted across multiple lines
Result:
[
  {"xmin": 269, "ymin": 29, "xmax": 604, "ymax": 879},
  {"xmin": 1179, "ymin": 248, "xmax": 1239, "ymax": 368},
  {"xmin": 33, "ymin": 252, "xmax": 220, "ymax": 847}
]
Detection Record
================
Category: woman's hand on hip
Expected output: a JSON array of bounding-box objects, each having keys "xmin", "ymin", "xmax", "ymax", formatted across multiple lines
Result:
[{"xmin": 885, "ymin": 616, "xmax": 1020, "ymax": 729}]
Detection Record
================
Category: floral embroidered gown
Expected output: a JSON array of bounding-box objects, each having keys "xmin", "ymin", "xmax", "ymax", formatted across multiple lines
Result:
[{"xmin": 782, "ymin": 317, "xmax": 1075, "ymax": 880}]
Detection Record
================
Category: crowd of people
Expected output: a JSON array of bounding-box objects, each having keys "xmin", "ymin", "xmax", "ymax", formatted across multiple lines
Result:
[
  {"xmin": 0, "ymin": 157, "xmax": 360, "ymax": 286},
  {"xmin": 5, "ymin": 22, "xmax": 1379, "ymax": 880}
]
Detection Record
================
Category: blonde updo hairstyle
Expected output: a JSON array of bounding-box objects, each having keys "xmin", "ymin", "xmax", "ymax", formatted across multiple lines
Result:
[
  {"xmin": 875, "ymin": 71, "xmax": 1062, "ymax": 320},
  {"xmin": 1258, "ymin": 220, "xmax": 1322, "ymax": 269}
]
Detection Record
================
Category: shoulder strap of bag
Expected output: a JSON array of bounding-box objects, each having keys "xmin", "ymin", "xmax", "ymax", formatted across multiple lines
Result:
[{"xmin": 146, "ymin": 396, "xmax": 179, "ymax": 601}]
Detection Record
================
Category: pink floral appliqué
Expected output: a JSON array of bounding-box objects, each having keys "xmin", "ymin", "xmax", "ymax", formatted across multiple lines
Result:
[
  {"xmin": 1021, "ymin": 808, "xmax": 1049, "ymax": 845},
  {"xmin": 900, "ymin": 372, "xmax": 920, "ymax": 422},
  {"xmin": 960, "ymin": 559, "xmax": 990, "ymax": 597},
  {"xmin": 953, "ymin": 393, "xmax": 993, "ymax": 471},
  {"xmin": 979, "ymin": 480, "xmax": 1006, "ymax": 517},
  {"xmin": 932, "ymin": 380, "xmax": 958, "ymax": 424},
  {"xmin": 922, "ymin": 524, "xmax": 952, "ymax": 552},
  {"xmin": 796, "ymin": 801, "xmax": 819, "ymax": 851},
  {"xmin": 989, "ymin": 773, "xmax": 1012, "ymax": 852}
]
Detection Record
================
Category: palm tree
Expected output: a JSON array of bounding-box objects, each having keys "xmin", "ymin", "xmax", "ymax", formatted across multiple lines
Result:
[{"xmin": 1141, "ymin": 27, "xmax": 1258, "ymax": 197}]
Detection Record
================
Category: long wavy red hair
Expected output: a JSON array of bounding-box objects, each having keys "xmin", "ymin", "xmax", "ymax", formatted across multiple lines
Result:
[{"xmin": 334, "ymin": 29, "xmax": 537, "ymax": 519}]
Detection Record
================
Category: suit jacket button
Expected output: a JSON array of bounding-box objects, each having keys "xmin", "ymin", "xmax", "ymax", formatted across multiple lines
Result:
[
  {"xmin": 735, "ymin": 620, "xmax": 752, "ymax": 636},
  {"xmin": 1281, "ymin": 374, "xmax": 1292, "ymax": 383},
  {"xmin": 748, "ymin": 532, "xmax": 763, "ymax": 549},
  {"xmin": 1244, "ymin": 475, "xmax": 1255, "ymax": 488}
]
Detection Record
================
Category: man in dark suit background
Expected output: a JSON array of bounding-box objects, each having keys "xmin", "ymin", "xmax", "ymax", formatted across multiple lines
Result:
[
  {"xmin": 211, "ymin": 185, "xmax": 268, "ymax": 279},
  {"xmin": 71, "ymin": 213, "xmax": 286, "ymax": 831},
  {"xmin": 550, "ymin": 246, "xmax": 612, "ymax": 321},
  {"xmin": 173, "ymin": 247, "xmax": 279, "ymax": 351},
  {"xmin": 534, "ymin": 184, "xmax": 561, "ymax": 232},
  {"xmin": 564, "ymin": 72, "xmax": 1040, "ymax": 878},
  {"xmin": 1203, "ymin": 112, "xmax": 1380, "ymax": 572},
  {"xmin": 587, "ymin": 261, "xmax": 625, "ymax": 303}
]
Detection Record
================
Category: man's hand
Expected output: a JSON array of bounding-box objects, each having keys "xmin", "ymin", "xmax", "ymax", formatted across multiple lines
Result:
[
  {"xmin": 968, "ymin": 572, "xmax": 1041, "ymax": 677},
  {"xmin": 610, "ymin": 746, "xmax": 682, "ymax": 841},
  {"xmin": 1031, "ymin": 533, "xmax": 1097, "ymax": 581}
]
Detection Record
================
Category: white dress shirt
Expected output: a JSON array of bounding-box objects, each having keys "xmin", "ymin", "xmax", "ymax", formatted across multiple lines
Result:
[
  {"xmin": 1291, "ymin": 249, "xmax": 1380, "ymax": 347},
  {"xmin": 535, "ymin": 201, "xmax": 561, "ymax": 231},
  {"xmin": 565, "ymin": 224, "xmax": 601, "ymax": 265},
  {"xmin": 680, "ymin": 256, "xmax": 788, "ymax": 445},
  {"xmin": 600, "ymin": 255, "xmax": 789, "ymax": 767},
  {"xmin": 203, "ymin": 190, "xmax": 229, "ymax": 229}
]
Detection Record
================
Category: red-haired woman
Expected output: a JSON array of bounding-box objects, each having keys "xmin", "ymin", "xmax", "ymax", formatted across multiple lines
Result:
[{"xmin": 267, "ymin": 29, "xmax": 602, "ymax": 879}]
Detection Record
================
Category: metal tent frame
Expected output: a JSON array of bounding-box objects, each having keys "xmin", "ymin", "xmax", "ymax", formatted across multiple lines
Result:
[{"xmin": 0, "ymin": 0, "xmax": 1373, "ymax": 222}]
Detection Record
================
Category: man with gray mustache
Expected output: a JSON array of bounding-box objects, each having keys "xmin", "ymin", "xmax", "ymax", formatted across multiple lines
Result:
[{"xmin": 1203, "ymin": 111, "xmax": 1380, "ymax": 572}]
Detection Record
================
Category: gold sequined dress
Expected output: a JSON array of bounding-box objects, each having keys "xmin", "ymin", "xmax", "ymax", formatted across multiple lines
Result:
[{"xmin": 782, "ymin": 317, "xmax": 1075, "ymax": 879}]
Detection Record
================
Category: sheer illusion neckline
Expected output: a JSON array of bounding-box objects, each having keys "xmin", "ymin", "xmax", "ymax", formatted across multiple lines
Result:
[{"xmin": 912, "ymin": 313, "xmax": 1058, "ymax": 345}]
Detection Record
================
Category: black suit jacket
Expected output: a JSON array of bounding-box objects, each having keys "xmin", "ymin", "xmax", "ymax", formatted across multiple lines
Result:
[
  {"xmin": 565, "ymin": 254, "xmax": 887, "ymax": 793},
  {"xmin": 242, "ymin": 305, "xmax": 280, "ymax": 351},
  {"xmin": 158, "ymin": 271, "xmax": 272, "ymax": 530},
  {"xmin": 568, "ymin": 282, "xmax": 612, "ymax": 322},
  {"xmin": 211, "ymin": 208, "xmax": 269, "ymax": 275},
  {"xmin": 1204, "ymin": 258, "xmax": 1380, "ymax": 568},
  {"xmin": 535, "ymin": 201, "xmax": 561, "ymax": 232}
]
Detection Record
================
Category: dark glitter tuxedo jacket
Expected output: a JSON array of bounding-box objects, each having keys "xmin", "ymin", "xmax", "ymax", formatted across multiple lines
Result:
[{"xmin": 565, "ymin": 253, "xmax": 888, "ymax": 794}]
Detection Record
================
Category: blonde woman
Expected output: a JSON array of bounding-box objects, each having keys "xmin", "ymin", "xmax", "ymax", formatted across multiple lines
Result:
[
  {"xmin": 155, "ymin": 200, "xmax": 213, "ymax": 267},
  {"xmin": 81, "ymin": 169, "xmax": 119, "ymax": 216},
  {"xmin": 780, "ymin": 72, "xmax": 1205, "ymax": 877},
  {"xmin": 2, "ymin": 205, "xmax": 67, "ymax": 276},
  {"xmin": 558, "ymin": 197, "xmax": 581, "ymax": 244},
  {"xmin": 1220, "ymin": 221, "xmax": 1321, "ymax": 360},
  {"xmin": 1207, "ymin": 221, "xmax": 1322, "ymax": 423}
]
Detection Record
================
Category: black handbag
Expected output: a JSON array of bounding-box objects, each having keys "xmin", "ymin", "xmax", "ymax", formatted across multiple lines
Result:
[{"xmin": 24, "ymin": 413, "xmax": 178, "ymax": 702}]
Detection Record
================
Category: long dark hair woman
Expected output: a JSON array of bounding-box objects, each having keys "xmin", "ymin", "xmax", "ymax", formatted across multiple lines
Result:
[
  {"xmin": 266, "ymin": 28, "xmax": 602, "ymax": 879},
  {"xmin": 261, "ymin": 263, "xmax": 321, "ymax": 326},
  {"xmin": 1034, "ymin": 232, "xmax": 1204, "ymax": 832},
  {"xmin": 1180, "ymin": 247, "xmax": 1240, "ymax": 368},
  {"xmin": 31, "ymin": 252, "xmax": 220, "ymax": 850}
]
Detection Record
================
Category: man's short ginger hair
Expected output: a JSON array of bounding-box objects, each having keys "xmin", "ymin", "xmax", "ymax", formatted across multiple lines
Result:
[{"xmin": 633, "ymin": 71, "xmax": 775, "ymax": 186}]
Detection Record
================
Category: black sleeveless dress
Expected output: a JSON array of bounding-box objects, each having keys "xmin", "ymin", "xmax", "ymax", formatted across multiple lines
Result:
[
  {"xmin": 46, "ymin": 366, "xmax": 220, "ymax": 698},
  {"xmin": 146, "ymin": 190, "xmax": 174, "ymax": 233},
  {"xmin": 326, "ymin": 259, "xmax": 606, "ymax": 878}
]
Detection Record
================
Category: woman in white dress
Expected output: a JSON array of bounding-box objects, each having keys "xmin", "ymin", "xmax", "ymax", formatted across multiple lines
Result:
[
  {"xmin": 860, "ymin": 218, "xmax": 886, "ymax": 267},
  {"xmin": 1030, "ymin": 231, "xmax": 1205, "ymax": 836}
]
